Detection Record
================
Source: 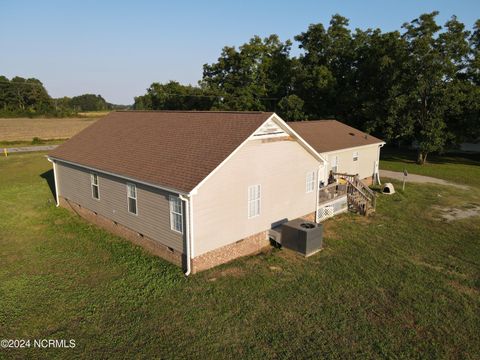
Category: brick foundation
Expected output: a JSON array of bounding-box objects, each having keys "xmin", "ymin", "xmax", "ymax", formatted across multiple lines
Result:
[
  {"xmin": 361, "ymin": 176, "xmax": 374, "ymax": 186},
  {"xmin": 300, "ymin": 212, "xmax": 316, "ymax": 222},
  {"xmin": 59, "ymin": 197, "xmax": 319, "ymax": 274},
  {"xmin": 191, "ymin": 230, "xmax": 270, "ymax": 273},
  {"xmin": 58, "ymin": 196, "xmax": 183, "ymax": 266}
]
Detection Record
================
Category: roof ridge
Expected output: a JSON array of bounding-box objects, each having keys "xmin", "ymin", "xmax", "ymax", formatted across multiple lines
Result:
[
  {"xmin": 114, "ymin": 110, "xmax": 271, "ymax": 114},
  {"xmin": 303, "ymin": 119, "xmax": 338, "ymax": 122},
  {"xmin": 286, "ymin": 119, "xmax": 338, "ymax": 123}
]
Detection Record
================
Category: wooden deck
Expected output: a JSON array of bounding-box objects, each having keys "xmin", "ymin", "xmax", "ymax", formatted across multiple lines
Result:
[
  {"xmin": 318, "ymin": 183, "xmax": 347, "ymax": 204},
  {"xmin": 316, "ymin": 174, "xmax": 377, "ymax": 221}
]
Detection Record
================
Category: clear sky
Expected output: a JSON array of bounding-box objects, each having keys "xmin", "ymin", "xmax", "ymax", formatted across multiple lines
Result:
[{"xmin": 1, "ymin": 0, "xmax": 479, "ymax": 104}]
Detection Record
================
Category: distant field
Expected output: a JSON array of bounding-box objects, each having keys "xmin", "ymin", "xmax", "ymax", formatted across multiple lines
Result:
[
  {"xmin": 78, "ymin": 111, "xmax": 111, "ymax": 118},
  {"xmin": 0, "ymin": 117, "xmax": 99, "ymax": 142}
]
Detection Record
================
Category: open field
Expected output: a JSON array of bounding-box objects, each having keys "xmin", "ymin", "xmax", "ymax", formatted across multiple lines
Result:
[
  {"xmin": 0, "ymin": 152, "xmax": 479, "ymax": 358},
  {"xmin": 0, "ymin": 117, "xmax": 99, "ymax": 142},
  {"xmin": 77, "ymin": 111, "xmax": 111, "ymax": 118}
]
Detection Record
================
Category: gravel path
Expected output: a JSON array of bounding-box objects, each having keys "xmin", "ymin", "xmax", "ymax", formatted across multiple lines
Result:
[
  {"xmin": 380, "ymin": 169, "xmax": 469, "ymax": 190},
  {"xmin": 2, "ymin": 145, "xmax": 58, "ymax": 153}
]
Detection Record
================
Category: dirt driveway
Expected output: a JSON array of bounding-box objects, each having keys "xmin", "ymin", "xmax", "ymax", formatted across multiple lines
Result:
[{"xmin": 379, "ymin": 169, "xmax": 469, "ymax": 190}]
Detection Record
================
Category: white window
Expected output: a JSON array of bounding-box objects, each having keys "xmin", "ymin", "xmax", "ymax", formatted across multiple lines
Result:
[
  {"xmin": 91, "ymin": 173, "xmax": 99, "ymax": 199},
  {"xmin": 248, "ymin": 184, "xmax": 261, "ymax": 218},
  {"xmin": 331, "ymin": 156, "xmax": 338, "ymax": 173},
  {"xmin": 127, "ymin": 183, "xmax": 137, "ymax": 215},
  {"xmin": 169, "ymin": 195, "xmax": 183, "ymax": 233},
  {"xmin": 353, "ymin": 151, "xmax": 359, "ymax": 162},
  {"xmin": 306, "ymin": 171, "xmax": 315, "ymax": 193}
]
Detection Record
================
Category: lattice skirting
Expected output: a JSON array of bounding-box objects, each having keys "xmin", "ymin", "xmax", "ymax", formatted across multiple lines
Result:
[{"xmin": 316, "ymin": 195, "xmax": 348, "ymax": 222}]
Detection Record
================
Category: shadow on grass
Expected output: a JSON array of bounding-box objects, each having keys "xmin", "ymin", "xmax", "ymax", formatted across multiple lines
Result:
[
  {"xmin": 381, "ymin": 147, "xmax": 480, "ymax": 167},
  {"xmin": 40, "ymin": 169, "xmax": 56, "ymax": 202}
]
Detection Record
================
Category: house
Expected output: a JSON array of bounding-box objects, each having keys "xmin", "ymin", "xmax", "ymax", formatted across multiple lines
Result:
[
  {"xmin": 47, "ymin": 111, "xmax": 384, "ymax": 274},
  {"xmin": 290, "ymin": 120, "xmax": 385, "ymax": 186},
  {"xmin": 290, "ymin": 120, "xmax": 385, "ymax": 221}
]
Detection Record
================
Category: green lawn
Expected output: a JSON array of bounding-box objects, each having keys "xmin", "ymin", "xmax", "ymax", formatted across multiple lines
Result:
[
  {"xmin": 381, "ymin": 148, "xmax": 480, "ymax": 188},
  {"xmin": 1, "ymin": 152, "xmax": 479, "ymax": 359},
  {"xmin": 0, "ymin": 138, "xmax": 66, "ymax": 148}
]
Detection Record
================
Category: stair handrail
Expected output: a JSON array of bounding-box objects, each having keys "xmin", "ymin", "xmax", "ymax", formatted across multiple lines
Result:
[
  {"xmin": 353, "ymin": 175, "xmax": 376, "ymax": 198},
  {"xmin": 352, "ymin": 175, "xmax": 376, "ymax": 210},
  {"xmin": 346, "ymin": 179, "xmax": 371, "ymax": 203},
  {"xmin": 333, "ymin": 172, "xmax": 376, "ymax": 210}
]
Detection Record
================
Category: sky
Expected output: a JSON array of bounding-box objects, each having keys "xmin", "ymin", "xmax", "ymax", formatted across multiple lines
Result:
[{"xmin": 1, "ymin": 0, "xmax": 479, "ymax": 105}]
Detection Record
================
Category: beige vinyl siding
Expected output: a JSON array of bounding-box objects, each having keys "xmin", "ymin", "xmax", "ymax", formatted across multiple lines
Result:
[
  {"xmin": 323, "ymin": 144, "xmax": 380, "ymax": 180},
  {"xmin": 56, "ymin": 162, "xmax": 184, "ymax": 253},
  {"xmin": 192, "ymin": 138, "xmax": 320, "ymax": 257}
]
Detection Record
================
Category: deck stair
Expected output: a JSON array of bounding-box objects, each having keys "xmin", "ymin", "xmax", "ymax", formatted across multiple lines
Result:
[{"xmin": 333, "ymin": 173, "xmax": 376, "ymax": 215}]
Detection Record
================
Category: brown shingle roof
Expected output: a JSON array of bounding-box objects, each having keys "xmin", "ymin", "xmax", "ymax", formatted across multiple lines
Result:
[
  {"xmin": 289, "ymin": 120, "xmax": 384, "ymax": 153},
  {"xmin": 49, "ymin": 111, "xmax": 273, "ymax": 193}
]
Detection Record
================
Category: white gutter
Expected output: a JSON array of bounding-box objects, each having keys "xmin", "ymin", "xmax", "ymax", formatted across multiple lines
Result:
[
  {"xmin": 179, "ymin": 194, "xmax": 192, "ymax": 276},
  {"xmin": 47, "ymin": 156, "xmax": 189, "ymax": 196},
  {"xmin": 47, "ymin": 158, "xmax": 60, "ymax": 207},
  {"xmin": 320, "ymin": 141, "xmax": 386, "ymax": 156}
]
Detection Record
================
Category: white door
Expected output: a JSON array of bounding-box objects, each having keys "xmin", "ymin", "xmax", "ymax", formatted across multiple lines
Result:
[
  {"xmin": 352, "ymin": 151, "xmax": 359, "ymax": 175},
  {"xmin": 318, "ymin": 164, "xmax": 326, "ymax": 187},
  {"xmin": 331, "ymin": 156, "xmax": 338, "ymax": 174}
]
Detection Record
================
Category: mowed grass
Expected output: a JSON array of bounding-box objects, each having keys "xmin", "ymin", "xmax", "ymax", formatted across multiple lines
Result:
[
  {"xmin": 0, "ymin": 117, "xmax": 98, "ymax": 142},
  {"xmin": 0, "ymin": 153, "xmax": 479, "ymax": 359},
  {"xmin": 381, "ymin": 148, "xmax": 480, "ymax": 188}
]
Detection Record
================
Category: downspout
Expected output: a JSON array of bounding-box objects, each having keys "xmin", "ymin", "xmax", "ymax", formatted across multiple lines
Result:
[
  {"xmin": 47, "ymin": 158, "xmax": 60, "ymax": 207},
  {"xmin": 315, "ymin": 166, "xmax": 320, "ymax": 223},
  {"xmin": 179, "ymin": 194, "xmax": 192, "ymax": 276},
  {"xmin": 314, "ymin": 160, "xmax": 324, "ymax": 223},
  {"xmin": 376, "ymin": 144, "xmax": 385, "ymax": 185}
]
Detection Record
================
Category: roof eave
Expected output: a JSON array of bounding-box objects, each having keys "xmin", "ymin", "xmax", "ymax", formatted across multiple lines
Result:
[
  {"xmin": 47, "ymin": 155, "xmax": 190, "ymax": 195},
  {"xmin": 318, "ymin": 141, "xmax": 386, "ymax": 155}
]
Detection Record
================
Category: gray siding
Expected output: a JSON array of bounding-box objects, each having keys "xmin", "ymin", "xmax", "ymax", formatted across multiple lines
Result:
[{"xmin": 56, "ymin": 162, "xmax": 184, "ymax": 253}]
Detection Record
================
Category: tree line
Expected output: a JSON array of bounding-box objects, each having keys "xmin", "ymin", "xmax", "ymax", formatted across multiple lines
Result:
[
  {"xmin": 134, "ymin": 12, "xmax": 480, "ymax": 163},
  {"xmin": 0, "ymin": 76, "xmax": 125, "ymax": 117}
]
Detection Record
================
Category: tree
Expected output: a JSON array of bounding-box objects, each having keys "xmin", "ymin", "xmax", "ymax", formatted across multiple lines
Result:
[
  {"xmin": 202, "ymin": 35, "xmax": 294, "ymax": 111},
  {"xmin": 347, "ymin": 29, "xmax": 410, "ymax": 141},
  {"xmin": 69, "ymin": 94, "xmax": 109, "ymax": 111},
  {"xmin": 467, "ymin": 19, "xmax": 480, "ymax": 85},
  {"xmin": 277, "ymin": 95, "xmax": 305, "ymax": 121},
  {"xmin": 0, "ymin": 75, "xmax": 9, "ymax": 111},
  {"xmin": 398, "ymin": 12, "xmax": 459, "ymax": 164},
  {"xmin": 440, "ymin": 17, "xmax": 479, "ymax": 146},
  {"xmin": 0, "ymin": 76, "xmax": 52, "ymax": 115},
  {"xmin": 133, "ymin": 81, "xmax": 214, "ymax": 110},
  {"xmin": 294, "ymin": 14, "xmax": 355, "ymax": 119}
]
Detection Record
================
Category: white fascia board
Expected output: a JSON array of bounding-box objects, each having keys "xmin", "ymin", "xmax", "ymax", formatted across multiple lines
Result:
[
  {"xmin": 190, "ymin": 116, "xmax": 274, "ymax": 194},
  {"xmin": 269, "ymin": 114, "xmax": 328, "ymax": 164},
  {"xmin": 320, "ymin": 141, "xmax": 386, "ymax": 156},
  {"xmin": 190, "ymin": 113, "xmax": 327, "ymax": 194},
  {"xmin": 47, "ymin": 156, "xmax": 189, "ymax": 196}
]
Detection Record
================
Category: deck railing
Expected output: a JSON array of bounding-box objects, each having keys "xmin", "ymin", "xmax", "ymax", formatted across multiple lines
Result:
[
  {"xmin": 332, "ymin": 172, "xmax": 377, "ymax": 213},
  {"xmin": 318, "ymin": 182, "xmax": 347, "ymax": 204}
]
